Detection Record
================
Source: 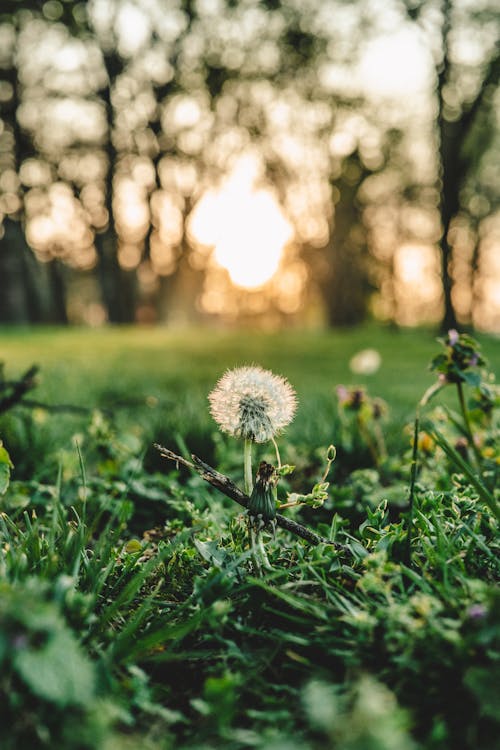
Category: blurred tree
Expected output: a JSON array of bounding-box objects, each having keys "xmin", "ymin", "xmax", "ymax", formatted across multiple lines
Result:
[
  {"xmin": 403, "ymin": 0, "xmax": 500, "ymax": 330},
  {"xmin": 0, "ymin": 1, "xmax": 72, "ymax": 323},
  {"xmin": 319, "ymin": 151, "xmax": 373, "ymax": 326},
  {"xmin": 2, "ymin": 0, "xmax": 498, "ymax": 330},
  {"xmin": 92, "ymin": 21, "xmax": 132, "ymax": 323},
  {"xmin": 180, "ymin": 0, "xmax": 382, "ymax": 326}
]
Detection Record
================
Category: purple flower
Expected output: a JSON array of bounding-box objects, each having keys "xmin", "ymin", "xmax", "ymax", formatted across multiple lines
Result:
[
  {"xmin": 336, "ymin": 385, "xmax": 349, "ymax": 405},
  {"xmin": 448, "ymin": 329, "xmax": 459, "ymax": 346},
  {"xmin": 467, "ymin": 604, "xmax": 487, "ymax": 620}
]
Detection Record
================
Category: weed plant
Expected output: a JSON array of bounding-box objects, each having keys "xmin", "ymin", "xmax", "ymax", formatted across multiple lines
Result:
[{"xmin": 0, "ymin": 327, "xmax": 498, "ymax": 749}]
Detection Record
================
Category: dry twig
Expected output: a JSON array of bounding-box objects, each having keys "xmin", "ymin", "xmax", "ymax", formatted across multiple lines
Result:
[
  {"xmin": 0, "ymin": 365, "xmax": 39, "ymax": 414},
  {"xmin": 154, "ymin": 443, "xmax": 345, "ymax": 550}
]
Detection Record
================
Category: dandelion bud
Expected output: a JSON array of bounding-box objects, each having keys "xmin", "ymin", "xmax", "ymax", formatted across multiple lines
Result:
[
  {"xmin": 208, "ymin": 366, "xmax": 297, "ymax": 443},
  {"xmin": 248, "ymin": 461, "xmax": 278, "ymax": 522}
]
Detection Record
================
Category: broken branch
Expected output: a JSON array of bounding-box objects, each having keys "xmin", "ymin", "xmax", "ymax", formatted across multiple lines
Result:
[
  {"xmin": 0, "ymin": 365, "xmax": 39, "ymax": 415},
  {"xmin": 154, "ymin": 443, "xmax": 345, "ymax": 550}
]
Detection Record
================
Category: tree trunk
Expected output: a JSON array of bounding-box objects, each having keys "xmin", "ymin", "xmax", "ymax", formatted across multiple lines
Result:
[
  {"xmin": 0, "ymin": 218, "xmax": 32, "ymax": 323},
  {"xmin": 319, "ymin": 154, "xmax": 371, "ymax": 326},
  {"xmin": 94, "ymin": 50, "xmax": 136, "ymax": 324},
  {"xmin": 46, "ymin": 259, "xmax": 68, "ymax": 324},
  {"xmin": 435, "ymin": 0, "xmax": 459, "ymax": 332},
  {"xmin": 94, "ymin": 230, "xmax": 135, "ymax": 323}
]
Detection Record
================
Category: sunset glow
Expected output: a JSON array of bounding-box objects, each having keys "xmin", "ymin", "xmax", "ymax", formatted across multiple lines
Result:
[{"xmin": 190, "ymin": 159, "xmax": 293, "ymax": 289}]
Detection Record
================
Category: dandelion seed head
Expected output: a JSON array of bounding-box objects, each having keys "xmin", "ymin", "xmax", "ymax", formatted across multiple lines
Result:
[
  {"xmin": 349, "ymin": 348, "xmax": 382, "ymax": 375},
  {"xmin": 208, "ymin": 365, "xmax": 297, "ymax": 442}
]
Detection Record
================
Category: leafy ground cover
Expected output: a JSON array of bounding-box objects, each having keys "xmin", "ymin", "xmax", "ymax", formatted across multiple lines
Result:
[{"xmin": 0, "ymin": 325, "xmax": 499, "ymax": 749}]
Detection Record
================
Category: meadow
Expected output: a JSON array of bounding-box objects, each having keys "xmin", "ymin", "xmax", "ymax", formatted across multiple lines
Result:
[{"xmin": 0, "ymin": 324, "xmax": 499, "ymax": 749}]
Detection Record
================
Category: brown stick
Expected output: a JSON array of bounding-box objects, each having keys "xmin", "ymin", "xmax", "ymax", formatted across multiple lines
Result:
[
  {"xmin": 0, "ymin": 365, "xmax": 39, "ymax": 414},
  {"xmin": 154, "ymin": 443, "xmax": 345, "ymax": 550}
]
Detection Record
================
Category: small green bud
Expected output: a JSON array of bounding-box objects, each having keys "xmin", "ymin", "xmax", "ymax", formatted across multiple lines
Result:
[
  {"xmin": 124, "ymin": 539, "xmax": 143, "ymax": 554},
  {"xmin": 327, "ymin": 445, "xmax": 336, "ymax": 462}
]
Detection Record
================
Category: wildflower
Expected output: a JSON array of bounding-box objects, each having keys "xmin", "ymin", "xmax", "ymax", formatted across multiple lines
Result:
[
  {"xmin": 336, "ymin": 385, "xmax": 366, "ymax": 411},
  {"xmin": 466, "ymin": 604, "xmax": 487, "ymax": 621},
  {"xmin": 416, "ymin": 431, "xmax": 434, "ymax": 455},
  {"xmin": 430, "ymin": 330, "xmax": 485, "ymax": 386},
  {"xmin": 336, "ymin": 385, "xmax": 349, "ymax": 406},
  {"xmin": 208, "ymin": 366, "xmax": 297, "ymax": 443}
]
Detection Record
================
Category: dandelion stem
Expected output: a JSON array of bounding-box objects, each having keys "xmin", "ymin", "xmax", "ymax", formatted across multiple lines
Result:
[{"xmin": 244, "ymin": 438, "xmax": 254, "ymax": 496}]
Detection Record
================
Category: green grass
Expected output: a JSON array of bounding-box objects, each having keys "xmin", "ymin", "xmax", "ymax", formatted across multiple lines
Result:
[
  {"xmin": 0, "ymin": 324, "xmax": 499, "ymax": 749},
  {"xmin": 1, "ymin": 323, "xmax": 498, "ymax": 474},
  {"xmin": 2, "ymin": 322, "xmax": 498, "ymax": 403}
]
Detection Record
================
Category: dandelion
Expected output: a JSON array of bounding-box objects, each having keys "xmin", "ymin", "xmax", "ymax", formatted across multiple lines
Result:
[
  {"xmin": 208, "ymin": 367, "xmax": 296, "ymax": 575},
  {"xmin": 349, "ymin": 348, "xmax": 382, "ymax": 375},
  {"xmin": 208, "ymin": 365, "xmax": 297, "ymax": 496},
  {"xmin": 209, "ymin": 366, "xmax": 297, "ymax": 443}
]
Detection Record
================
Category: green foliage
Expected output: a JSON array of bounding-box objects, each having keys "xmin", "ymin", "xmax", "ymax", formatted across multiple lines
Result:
[
  {"xmin": 0, "ymin": 440, "xmax": 13, "ymax": 494},
  {"xmin": 0, "ymin": 326, "xmax": 499, "ymax": 749},
  {"xmin": 429, "ymin": 329, "xmax": 485, "ymax": 386},
  {"xmin": 0, "ymin": 579, "xmax": 110, "ymax": 749}
]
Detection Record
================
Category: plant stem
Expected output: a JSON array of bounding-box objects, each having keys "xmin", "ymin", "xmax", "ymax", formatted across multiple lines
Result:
[
  {"xmin": 257, "ymin": 530, "xmax": 273, "ymax": 570},
  {"xmin": 244, "ymin": 438, "xmax": 254, "ymax": 496},
  {"xmin": 374, "ymin": 422, "xmax": 387, "ymax": 461},
  {"xmin": 456, "ymin": 381, "xmax": 483, "ymax": 472},
  {"xmin": 404, "ymin": 415, "xmax": 420, "ymax": 566},
  {"xmin": 357, "ymin": 416, "xmax": 379, "ymax": 465},
  {"xmin": 249, "ymin": 525, "xmax": 262, "ymax": 576},
  {"xmin": 154, "ymin": 444, "xmax": 343, "ymax": 548},
  {"xmin": 271, "ymin": 436, "xmax": 282, "ymax": 469}
]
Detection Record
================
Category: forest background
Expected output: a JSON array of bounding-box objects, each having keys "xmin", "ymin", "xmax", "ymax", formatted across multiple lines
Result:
[{"xmin": 0, "ymin": 0, "xmax": 499, "ymax": 332}]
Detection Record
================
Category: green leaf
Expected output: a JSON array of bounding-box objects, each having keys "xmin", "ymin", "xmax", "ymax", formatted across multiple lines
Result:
[
  {"xmin": 464, "ymin": 665, "xmax": 500, "ymax": 720},
  {"xmin": 0, "ymin": 442, "xmax": 13, "ymax": 495},
  {"xmin": 14, "ymin": 629, "xmax": 96, "ymax": 707},
  {"xmin": 460, "ymin": 370, "xmax": 481, "ymax": 387}
]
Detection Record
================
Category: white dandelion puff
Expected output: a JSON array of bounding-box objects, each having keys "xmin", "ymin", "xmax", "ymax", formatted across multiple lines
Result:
[
  {"xmin": 349, "ymin": 348, "xmax": 382, "ymax": 376},
  {"xmin": 208, "ymin": 366, "xmax": 297, "ymax": 443}
]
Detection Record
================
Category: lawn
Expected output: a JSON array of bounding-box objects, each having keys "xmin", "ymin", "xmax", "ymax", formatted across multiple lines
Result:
[{"xmin": 0, "ymin": 324, "xmax": 499, "ymax": 749}]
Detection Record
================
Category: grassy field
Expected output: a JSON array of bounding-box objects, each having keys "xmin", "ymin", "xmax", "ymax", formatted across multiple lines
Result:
[
  {"xmin": 0, "ymin": 324, "xmax": 499, "ymax": 749},
  {"xmin": 2, "ymin": 322, "xmax": 499, "ymax": 402},
  {"xmin": 1, "ymin": 323, "xmax": 498, "ymax": 451}
]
